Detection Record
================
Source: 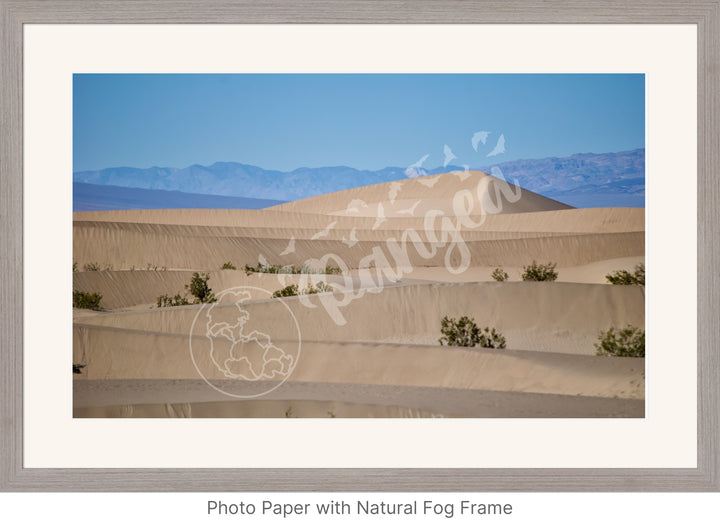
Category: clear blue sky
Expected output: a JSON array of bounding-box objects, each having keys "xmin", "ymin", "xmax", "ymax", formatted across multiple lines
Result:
[{"xmin": 73, "ymin": 74, "xmax": 644, "ymax": 172}]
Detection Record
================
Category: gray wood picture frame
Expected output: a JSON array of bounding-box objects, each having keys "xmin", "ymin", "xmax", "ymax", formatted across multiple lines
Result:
[{"xmin": 1, "ymin": 0, "xmax": 718, "ymax": 491}]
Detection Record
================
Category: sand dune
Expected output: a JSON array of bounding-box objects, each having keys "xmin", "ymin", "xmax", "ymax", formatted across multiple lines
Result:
[
  {"xmin": 73, "ymin": 384, "xmax": 643, "ymax": 418},
  {"xmin": 73, "ymin": 205, "xmax": 642, "ymax": 232},
  {"xmin": 73, "ymin": 173, "xmax": 645, "ymax": 418},
  {"xmin": 73, "ymin": 323, "xmax": 644, "ymax": 399},
  {"xmin": 73, "ymin": 397, "xmax": 451, "ymax": 419},
  {"xmin": 269, "ymin": 171, "xmax": 574, "ymax": 216},
  {"xmin": 401, "ymin": 256, "xmax": 645, "ymax": 284},
  {"xmin": 75, "ymin": 281, "xmax": 643, "ymax": 355},
  {"xmin": 73, "ymin": 254, "xmax": 645, "ymax": 310},
  {"xmin": 73, "ymin": 213, "xmax": 642, "ymax": 271},
  {"xmin": 73, "ymin": 270, "xmax": 327, "ymax": 311},
  {"xmin": 73, "ymin": 334, "xmax": 644, "ymax": 417}
]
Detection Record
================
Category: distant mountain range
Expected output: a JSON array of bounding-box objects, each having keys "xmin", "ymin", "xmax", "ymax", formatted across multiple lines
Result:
[
  {"xmin": 73, "ymin": 148, "xmax": 644, "ymax": 210},
  {"xmin": 73, "ymin": 183, "xmax": 283, "ymax": 212}
]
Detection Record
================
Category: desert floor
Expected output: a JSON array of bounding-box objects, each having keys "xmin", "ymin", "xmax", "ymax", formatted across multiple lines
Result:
[{"xmin": 73, "ymin": 171, "xmax": 644, "ymax": 417}]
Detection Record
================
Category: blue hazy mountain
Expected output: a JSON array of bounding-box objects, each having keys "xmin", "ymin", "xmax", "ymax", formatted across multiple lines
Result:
[
  {"xmin": 476, "ymin": 149, "xmax": 644, "ymax": 208},
  {"xmin": 74, "ymin": 183, "xmax": 284, "ymax": 212},
  {"xmin": 73, "ymin": 163, "xmax": 410, "ymax": 203},
  {"xmin": 74, "ymin": 148, "xmax": 644, "ymax": 209}
]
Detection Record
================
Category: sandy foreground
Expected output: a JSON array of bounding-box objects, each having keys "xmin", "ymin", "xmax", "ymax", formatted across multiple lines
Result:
[{"xmin": 73, "ymin": 171, "xmax": 645, "ymax": 417}]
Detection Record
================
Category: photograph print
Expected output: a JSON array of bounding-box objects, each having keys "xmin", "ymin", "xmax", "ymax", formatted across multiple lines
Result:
[{"xmin": 72, "ymin": 73, "xmax": 645, "ymax": 419}]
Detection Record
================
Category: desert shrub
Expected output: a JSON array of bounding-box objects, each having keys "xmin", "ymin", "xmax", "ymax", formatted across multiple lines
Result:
[
  {"xmin": 245, "ymin": 263, "xmax": 286, "ymax": 275},
  {"xmin": 324, "ymin": 265, "xmax": 342, "ymax": 275},
  {"xmin": 477, "ymin": 327, "xmax": 507, "ymax": 349},
  {"xmin": 439, "ymin": 316, "xmax": 507, "ymax": 349},
  {"xmin": 73, "ymin": 290, "xmax": 103, "ymax": 310},
  {"xmin": 272, "ymin": 285, "xmax": 299, "ymax": 298},
  {"xmin": 439, "ymin": 316, "xmax": 480, "ymax": 347},
  {"xmin": 595, "ymin": 325, "xmax": 645, "ymax": 357},
  {"xmin": 522, "ymin": 260, "xmax": 558, "ymax": 282},
  {"xmin": 156, "ymin": 294, "xmax": 190, "ymax": 308},
  {"xmin": 83, "ymin": 262, "xmax": 112, "ymax": 271},
  {"xmin": 305, "ymin": 281, "xmax": 334, "ymax": 294},
  {"xmin": 491, "ymin": 268, "xmax": 509, "ymax": 282},
  {"xmin": 157, "ymin": 272, "xmax": 216, "ymax": 307},
  {"xmin": 606, "ymin": 263, "xmax": 645, "ymax": 286},
  {"xmin": 633, "ymin": 263, "xmax": 645, "ymax": 285},
  {"xmin": 271, "ymin": 282, "xmax": 332, "ymax": 298},
  {"xmin": 246, "ymin": 263, "xmax": 275, "ymax": 275},
  {"xmin": 186, "ymin": 272, "xmax": 217, "ymax": 303},
  {"xmin": 245, "ymin": 263, "xmax": 342, "ymax": 276},
  {"xmin": 72, "ymin": 363, "xmax": 86, "ymax": 374},
  {"xmin": 221, "ymin": 261, "xmax": 237, "ymax": 270},
  {"xmin": 72, "ymin": 261, "xmax": 78, "ymax": 272}
]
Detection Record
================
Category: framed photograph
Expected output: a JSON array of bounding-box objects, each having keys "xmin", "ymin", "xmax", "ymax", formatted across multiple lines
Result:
[{"xmin": 1, "ymin": 0, "xmax": 718, "ymax": 491}]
